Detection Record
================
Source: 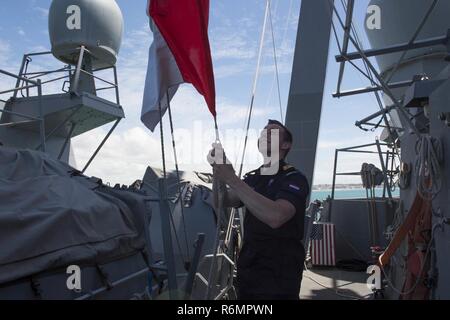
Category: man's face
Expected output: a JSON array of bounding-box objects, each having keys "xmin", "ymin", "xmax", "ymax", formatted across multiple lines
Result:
[{"xmin": 258, "ymin": 124, "xmax": 284, "ymax": 159}]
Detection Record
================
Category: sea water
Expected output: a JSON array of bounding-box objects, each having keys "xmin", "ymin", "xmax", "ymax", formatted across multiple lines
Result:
[{"xmin": 310, "ymin": 188, "xmax": 400, "ymax": 201}]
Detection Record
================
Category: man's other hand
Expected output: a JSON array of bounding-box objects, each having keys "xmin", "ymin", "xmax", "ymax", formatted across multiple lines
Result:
[{"xmin": 207, "ymin": 143, "xmax": 237, "ymax": 185}]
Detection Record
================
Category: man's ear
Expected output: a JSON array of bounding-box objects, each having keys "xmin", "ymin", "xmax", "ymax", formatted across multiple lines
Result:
[{"xmin": 281, "ymin": 141, "xmax": 291, "ymax": 151}]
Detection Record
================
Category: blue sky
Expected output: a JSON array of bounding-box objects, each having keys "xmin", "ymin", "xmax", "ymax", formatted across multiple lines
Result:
[{"xmin": 0, "ymin": 0, "xmax": 385, "ymax": 185}]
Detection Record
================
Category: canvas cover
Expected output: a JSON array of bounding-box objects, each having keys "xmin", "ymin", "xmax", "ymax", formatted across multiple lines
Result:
[{"xmin": 0, "ymin": 147, "xmax": 150, "ymax": 285}]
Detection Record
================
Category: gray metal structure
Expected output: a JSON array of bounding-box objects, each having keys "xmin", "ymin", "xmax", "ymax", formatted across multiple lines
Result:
[
  {"xmin": 0, "ymin": 0, "xmax": 126, "ymax": 168},
  {"xmin": 285, "ymin": 0, "xmax": 335, "ymax": 191},
  {"xmin": 0, "ymin": 0, "xmax": 240, "ymax": 301},
  {"xmin": 323, "ymin": 0, "xmax": 450, "ymax": 300},
  {"xmin": 2, "ymin": 0, "xmax": 450, "ymax": 301}
]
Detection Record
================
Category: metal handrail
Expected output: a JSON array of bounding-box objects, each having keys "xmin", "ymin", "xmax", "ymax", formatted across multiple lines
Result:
[
  {"xmin": 0, "ymin": 69, "xmax": 39, "ymax": 86},
  {"xmin": 0, "ymin": 49, "xmax": 121, "ymax": 161}
]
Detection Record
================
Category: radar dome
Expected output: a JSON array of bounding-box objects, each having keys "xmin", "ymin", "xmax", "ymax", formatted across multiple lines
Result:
[
  {"xmin": 365, "ymin": 0, "xmax": 450, "ymax": 76},
  {"xmin": 49, "ymin": 0, "xmax": 124, "ymax": 69}
]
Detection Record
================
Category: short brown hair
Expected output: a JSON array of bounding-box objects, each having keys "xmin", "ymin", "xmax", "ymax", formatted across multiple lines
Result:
[{"xmin": 267, "ymin": 119, "xmax": 293, "ymax": 156}]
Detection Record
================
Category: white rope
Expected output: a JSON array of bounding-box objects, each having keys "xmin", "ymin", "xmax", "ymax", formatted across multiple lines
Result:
[
  {"xmin": 236, "ymin": 0, "xmax": 271, "ymax": 176},
  {"xmin": 414, "ymin": 135, "xmax": 443, "ymax": 200}
]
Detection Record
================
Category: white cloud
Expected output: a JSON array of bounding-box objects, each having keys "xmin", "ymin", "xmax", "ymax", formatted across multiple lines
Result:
[
  {"xmin": 72, "ymin": 126, "xmax": 163, "ymax": 185},
  {"xmin": 313, "ymin": 133, "xmax": 385, "ymax": 185},
  {"xmin": 17, "ymin": 28, "xmax": 26, "ymax": 37},
  {"xmin": 0, "ymin": 38, "xmax": 11, "ymax": 67},
  {"xmin": 34, "ymin": 6, "xmax": 49, "ymax": 18}
]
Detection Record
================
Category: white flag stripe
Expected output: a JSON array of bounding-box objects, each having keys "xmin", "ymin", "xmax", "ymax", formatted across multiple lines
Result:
[
  {"xmin": 331, "ymin": 225, "xmax": 334, "ymax": 264},
  {"xmin": 310, "ymin": 223, "xmax": 336, "ymax": 267},
  {"xmin": 141, "ymin": 19, "xmax": 184, "ymax": 132},
  {"xmin": 327, "ymin": 224, "xmax": 331, "ymax": 264}
]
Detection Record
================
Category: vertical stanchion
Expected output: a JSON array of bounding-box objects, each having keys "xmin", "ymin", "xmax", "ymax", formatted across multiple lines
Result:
[{"xmin": 158, "ymin": 178, "xmax": 179, "ymax": 300}]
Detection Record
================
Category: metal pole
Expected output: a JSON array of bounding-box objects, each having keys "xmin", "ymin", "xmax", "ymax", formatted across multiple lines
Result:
[
  {"xmin": 330, "ymin": 149, "xmax": 339, "ymax": 222},
  {"xmin": 37, "ymin": 79, "xmax": 46, "ymax": 152},
  {"xmin": 333, "ymin": 80, "xmax": 414, "ymax": 98},
  {"xmin": 82, "ymin": 118, "xmax": 121, "ymax": 173},
  {"xmin": 205, "ymin": 173, "xmax": 226, "ymax": 300},
  {"xmin": 113, "ymin": 66, "xmax": 120, "ymax": 105},
  {"xmin": 13, "ymin": 55, "xmax": 28, "ymax": 99},
  {"xmin": 0, "ymin": 69, "xmax": 38, "ymax": 85},
  {"xmin": 382, "ymin": 150, "xmax": 390, "ymax": 199},
  {"xmin": 336, "ymin": 0, "xmax": 354, "ymax": 95},
  {"xmin": 35, "ymin": 106, "xmax": 82, "ymax": 150},
  {"xmin": 335, "ymin": 33, "xmax": 449, "ymax": 62},
  {"xmin": 58, "ymin": 122, "xmax": 76, "ymax": 160},
  {"xmin": 375, "ymin": 139, "xmax": 393, "ymax": 201},
  {"xmin": 331, "ymin": 149, "xmax": 339, "ymax": 201},
  {"xmin": 184, "ymin": 233, "xmax": 205, "ymax": 300},
  {"xmin": 158, "ymin": 178, "xmax": 179, "ymax": 300},
  {"xmin": 330, "ymin": 3, "xmax": 420, "ymax": 136},
  {"xmin": 71, "ymin": 46, "xmax": 85, "ymax": 94}
]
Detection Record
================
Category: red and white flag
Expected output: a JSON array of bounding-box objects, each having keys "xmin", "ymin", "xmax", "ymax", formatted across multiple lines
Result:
[{"xmin": 141, "ymin": 0, "xmax": 216, "ymax": 131}]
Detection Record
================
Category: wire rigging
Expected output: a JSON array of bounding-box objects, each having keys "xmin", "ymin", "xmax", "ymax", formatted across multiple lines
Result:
[
  {"xmin": 236, "ymin": 0, "xmax": 271, "ymax": 177},
  {"xmin": 158, "ymin": 100, "xmax": 190, "ymax": 265},
  {"xmin": 268, "ymin": 0, "xmax": 284, "ymax": 122},
  {"xmin": 264, "ymin": 0, "xmax": 294, "ymax": 122},
  {"xmin": 167, "ymin": 92, "xmax": 191, "ymax": 261}
]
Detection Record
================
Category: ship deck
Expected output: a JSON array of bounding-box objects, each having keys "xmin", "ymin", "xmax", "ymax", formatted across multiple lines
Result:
[{"xmin": 300, "ymin": 267, "xmax": 373, "ymax": 300}]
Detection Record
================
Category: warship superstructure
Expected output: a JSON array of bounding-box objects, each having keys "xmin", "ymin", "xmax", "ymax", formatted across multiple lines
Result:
[{"xmin": 0, "ymin": 0, "xmax": 449, "ymax": 300}]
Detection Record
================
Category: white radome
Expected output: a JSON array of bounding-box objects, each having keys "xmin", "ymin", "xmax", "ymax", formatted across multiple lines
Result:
[{"xmin": 49, "ymin": 0, "xmax": 124, "ymax": 69}]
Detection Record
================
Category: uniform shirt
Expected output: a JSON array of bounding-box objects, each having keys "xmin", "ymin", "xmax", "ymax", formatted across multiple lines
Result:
[{"xmin": 236, "ymin": 160, "xmax": 310, "ymax": 295}]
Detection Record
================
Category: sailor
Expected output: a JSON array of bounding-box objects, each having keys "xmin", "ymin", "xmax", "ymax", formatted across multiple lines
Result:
[{"xmin": 208, "ymin": 119, "xmax": 310, "ymax": 300}]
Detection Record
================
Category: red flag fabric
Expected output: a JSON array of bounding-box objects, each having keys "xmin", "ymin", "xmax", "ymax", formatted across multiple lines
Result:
[{"xmin": 148, "ymin": 0, "xmax": 216, "ymax": 117}]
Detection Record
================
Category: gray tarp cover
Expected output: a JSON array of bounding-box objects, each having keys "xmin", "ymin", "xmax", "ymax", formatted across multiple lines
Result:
[{"xmin": 0, "ymin": 147, "xmax": 149, "ymax": 285}]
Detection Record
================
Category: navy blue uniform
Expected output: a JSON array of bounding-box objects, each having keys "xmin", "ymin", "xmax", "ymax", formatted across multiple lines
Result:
[{"xmin": 236, "ymin": 160, "xmax": 310, "ymax": 300}]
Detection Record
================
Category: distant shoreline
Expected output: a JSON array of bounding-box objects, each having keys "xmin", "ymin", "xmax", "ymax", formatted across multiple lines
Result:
[{"xmin": 312, "ymin": 186, "xmax": 385, "ymax": 192}]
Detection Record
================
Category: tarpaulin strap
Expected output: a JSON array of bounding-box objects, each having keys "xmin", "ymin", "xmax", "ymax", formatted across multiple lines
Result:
[
  {"xmin": 96, "ymin": 265, "xmax": 113, "ymax": 290},
  {"xmin": 30, "ymin": 276, "xmax": 42, "ymax": 299}
]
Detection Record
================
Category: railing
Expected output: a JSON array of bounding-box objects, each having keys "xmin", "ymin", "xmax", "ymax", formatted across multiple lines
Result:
[
  {"xmin": 328, "ymin": 140, "xmax": 400, "ymax": 224},
  {"xmin": 7, "ymin": 49, "xmax": 121, "ymax": 105},
  {"xmin": 331, "ymin": 140, "xmax": 397, "ymax": 202},
  {"xmin": 0, "ymin": 47, "xmax": 122, "ymax": 166},
  {"xmin": 0, "ymin": 69, "xmax": 46, "ymax": 152}
]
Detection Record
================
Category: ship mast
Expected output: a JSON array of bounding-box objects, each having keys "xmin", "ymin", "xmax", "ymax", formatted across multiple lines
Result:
[{"xmin": 284, "ymin": 0, "xmax": 335, "ymax": 193}]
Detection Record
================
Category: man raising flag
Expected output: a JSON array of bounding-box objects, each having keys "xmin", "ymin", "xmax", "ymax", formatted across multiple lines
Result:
[{"xmin": 141, "ymin": 0, "xmax": 216, "ymax": 131}]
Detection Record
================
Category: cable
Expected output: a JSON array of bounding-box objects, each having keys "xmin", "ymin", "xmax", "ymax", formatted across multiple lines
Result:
[
  {"xmin": 158, "ymin": 101, "xmax": 188, "ymax": 265},
  {"xmin": 167, "ymin": 93, "xmax": 191, "ymax": 262},
  {"xmin": 264, "ymin": 0, "xmax": 294, "ymax": 121},
  {"xmin": 268, "ymin": 0, "xmax": 284, "ymax": 122},
  {"xmin": 380, "ymin": 222, "xmax": 438, "ymax": 297},
  {"xmin": 236, "ymin": 0, "xmax": 270, "ymax": 177},
  {"xmin": 414, "ymin": 136, "xmax": 443, "ymax": 200},
  {"xmin": 303, "ymin": 267, "xmax": 371, "ymax": 300}
]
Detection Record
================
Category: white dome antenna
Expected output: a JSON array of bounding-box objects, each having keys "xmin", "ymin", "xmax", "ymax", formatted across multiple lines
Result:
[{"xmin": 49, "ymin": 0, "xmax": 124, "ymax": 69}]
